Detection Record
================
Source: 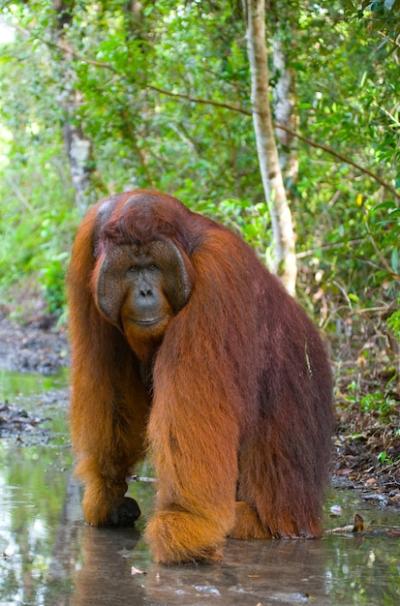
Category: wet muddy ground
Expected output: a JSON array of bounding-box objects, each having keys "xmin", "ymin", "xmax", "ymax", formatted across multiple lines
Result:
[
  {"xmin": 0, "ymin": 369, "xmax": 399, "ymax": 606},
  {"xmin": 0, "ymin": 317, "xmax": 399, "ymax": 604},
  {"xmin": 0, "ymin": 314, "xmax": 69, "ymax": 375}
]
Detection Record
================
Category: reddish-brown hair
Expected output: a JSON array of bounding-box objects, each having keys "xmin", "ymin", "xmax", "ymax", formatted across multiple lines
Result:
[{"xmin": 68, "ymin": 189, "xmax": 333, "ymax": 563}]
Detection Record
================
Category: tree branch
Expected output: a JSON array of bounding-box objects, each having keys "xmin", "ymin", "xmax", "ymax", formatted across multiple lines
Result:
[
  {"xmin": 146, "ymin": 85, "xmax": 400, "ymax": 200},
  {"xmin": 16, "ymin": 26, "xmax": 400, "ymax": 200},
  {"xmin": 296, "ymin": 238, "xmax": 366, "ymax": 259},
  {"xmin": 146, "ymin": 84, "xmax": 251, "ymax": 116},
  {"xmin": 274, "ymin": 123, "xmax": 400, "ymax": 201}
]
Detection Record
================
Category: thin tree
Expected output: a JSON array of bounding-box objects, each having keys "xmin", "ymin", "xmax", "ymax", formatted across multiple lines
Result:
[
  {"xmin": 245, "ymin": 0, "xmax": 297, "ymax": 295},
  {"xmin": 272, "ymin": 34, "xmax": 299, "ymax": 185},
  {"xmin": 52, "ymin": 0, "xmax": 95, "ymax": 214}
]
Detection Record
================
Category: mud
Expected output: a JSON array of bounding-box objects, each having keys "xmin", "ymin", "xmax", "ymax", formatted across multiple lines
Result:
[
  {"xmin": 0, "ymin": 369, "xmax": 399, "ymax": 606},
  {"xmin": 0, "ymin": 313, "xmax": 69, "ymax": 374}
]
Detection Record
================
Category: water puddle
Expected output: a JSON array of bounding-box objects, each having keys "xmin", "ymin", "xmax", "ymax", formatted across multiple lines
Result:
[{"xmin": 0, "ymin": 370, "xmax": 399, "ymax": 605}]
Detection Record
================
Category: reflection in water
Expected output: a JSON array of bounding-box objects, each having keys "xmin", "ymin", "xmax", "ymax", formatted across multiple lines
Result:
[
  {"xmin": 145, "ymin": 539, "xmax": 329, "ymax": 606},
  {"xmin": 0, "ymin": 370, "xmax": 399, "ymax": 605},
  {"xmin": 72, "ymin": 526, "xmax": 145, "ymax": 606},
  {"xmin": 0, "ymin": 368, "xmax": 68, "ymax": 401}
]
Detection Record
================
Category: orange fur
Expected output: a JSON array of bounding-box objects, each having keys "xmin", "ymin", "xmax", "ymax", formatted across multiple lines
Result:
[
  {"xmin": 146, "ymin": 511, "xmax": 224, "ymax": 564},
  {"xmin": 68, "ymin": 189, "xmax": 333, "ymax": 563},
  {"xmin": 230, "ymin": 501, "xmax": 270, "ymax": 540},
  {"xmin": 68, "ymin": 202, "xmax": 149, "ymax": 525}
]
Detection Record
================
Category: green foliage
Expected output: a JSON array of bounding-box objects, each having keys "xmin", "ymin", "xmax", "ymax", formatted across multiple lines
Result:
[
  {"xmin": 0, "ymin": 137, "xmax": 77, "ymax": 315},
  {"xmin": 41, "ymin": 253, "xmax": 69, "ymax": 314},
  {"xmin": 377, "ymin": 450, "xmax": 394, "ymax": 465},
  {"xmin": 359, "ymin": 392, "xmax": 397, "ymax": 418},
  {"xmin": 387, "ymin": 307, "xmax": 400, "ymax": 339},
  {"xmin": 0, "ymin": 0, "xmax": 399, "ymax": 325}
]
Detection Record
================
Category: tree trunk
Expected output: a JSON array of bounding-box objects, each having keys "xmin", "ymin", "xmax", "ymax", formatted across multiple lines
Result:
[
  {"xmin": 245, "ymin": 0, "xmax": 297, "ymax": 295},
  {"xmin": 272, "ymin": 35, "xmax": 299, "ymax": 185},
  {"xmin": 62, "ymin": 115, "xmax": 94, "ymax": 214},
  {"xmin": 53, "ymin": 1, "xmax": 95, "ymax": 214}
]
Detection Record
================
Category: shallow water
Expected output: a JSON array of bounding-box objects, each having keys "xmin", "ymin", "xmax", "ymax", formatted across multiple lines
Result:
[{"xmin": 0, "ymin": 370, "xmax": 399, "ymax": 606}]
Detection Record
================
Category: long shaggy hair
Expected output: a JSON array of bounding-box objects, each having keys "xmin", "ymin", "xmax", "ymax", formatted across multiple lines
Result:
[{"xmin": 68, "ymin": 190, "xmax": 333, "ymax": 563}]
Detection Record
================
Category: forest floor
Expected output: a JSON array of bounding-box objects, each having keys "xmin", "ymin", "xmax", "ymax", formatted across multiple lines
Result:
[
  {"xmin": 0, "ymin": 312, "xmax": 399, "ymax": 507},
  {"xmin": 0, "ymin": 311, "xmax": 69, "ymax": 374}
]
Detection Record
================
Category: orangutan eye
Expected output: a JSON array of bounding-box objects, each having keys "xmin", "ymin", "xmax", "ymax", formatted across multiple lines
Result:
[{"xmin": 148, "ymin": 264, "xmax": 158, "ymax": 271}]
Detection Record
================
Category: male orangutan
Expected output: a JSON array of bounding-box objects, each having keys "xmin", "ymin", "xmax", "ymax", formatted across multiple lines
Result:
[{"xmin": 68, "ymin": 189, "xmax": 333, "ymax": 564}]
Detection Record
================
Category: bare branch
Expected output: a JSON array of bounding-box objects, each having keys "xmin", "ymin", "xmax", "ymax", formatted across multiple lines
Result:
[
  {"xmin": 147, "ymin": 86, "xmax": 400, "ymax": 200},
  {"xmin": 274, "ymin": 123, "xmax": 400, "ymax": 201},
  {"xmin": 296, "ymin": 238, "xmax": 366, "ymax": 259},
  {"xmin": 146, "ymin": 84, "xmax": 251, "ymax": 115},
  {"xmin": 16, "ymin": 25, "xmax": 400, "ymax": 201}
]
